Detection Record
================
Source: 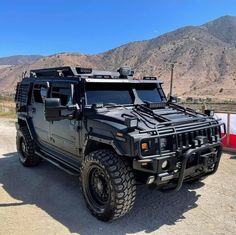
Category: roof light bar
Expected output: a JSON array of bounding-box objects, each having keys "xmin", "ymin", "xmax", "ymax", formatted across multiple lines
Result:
[{"xmin": 143, "ymin": 76, "xmax": 157, "ymax": 80}]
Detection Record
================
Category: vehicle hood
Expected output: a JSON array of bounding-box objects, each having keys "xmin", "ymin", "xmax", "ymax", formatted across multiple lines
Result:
[{"xmin": 86, "ymin": 104, "xmax": 212, "ymax": 132}]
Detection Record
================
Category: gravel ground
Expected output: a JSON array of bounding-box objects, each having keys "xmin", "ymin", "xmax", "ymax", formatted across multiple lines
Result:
[{"xmin": 0, "ymin": 118, "xmax": 235, "ymax": 235}]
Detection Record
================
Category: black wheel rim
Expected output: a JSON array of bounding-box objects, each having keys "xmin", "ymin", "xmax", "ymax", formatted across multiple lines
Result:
[
  {"xmin": 85, "ymin": 165, "xmax": 110, "ymax": 211},
  {"xmin": 20, "ymin": 138, "xmax": 28, "ymax": 160}
]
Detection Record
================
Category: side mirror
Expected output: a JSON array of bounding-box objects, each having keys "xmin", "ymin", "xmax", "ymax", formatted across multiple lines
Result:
[
  {"xmin": 45, "ymin": 98, "xmax": 80, "ymax": 122},
  {"xmin": 44, "ymin": 98, "xmax": 64, "ymax": 121}
]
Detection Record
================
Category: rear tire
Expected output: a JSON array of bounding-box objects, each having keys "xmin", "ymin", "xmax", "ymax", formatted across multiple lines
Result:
[
  {"xmin": 80, "ymin": 149, "xmax": 136, "ymax": 221},
  {"xmin": 16, "ymin": 127, "xmax": 41, "ymax": 167}
]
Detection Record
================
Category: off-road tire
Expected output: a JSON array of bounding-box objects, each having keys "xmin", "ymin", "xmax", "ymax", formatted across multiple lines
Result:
[
  {"xmin": 16, "ymin": 127, "xmax": 41, "ymax": 167},
  {"xmin": 80, "ymin": 149, "xmax": 136, "ymax": 221}
]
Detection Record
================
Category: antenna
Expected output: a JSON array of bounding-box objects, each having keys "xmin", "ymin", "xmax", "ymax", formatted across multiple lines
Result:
[
  {"xmin": 22, "ymin": 71, "xmax": 27, "ymax": 80},
  {"xmin": 169, "ymin": 63, "xmax": 175, "ymax": 98}
]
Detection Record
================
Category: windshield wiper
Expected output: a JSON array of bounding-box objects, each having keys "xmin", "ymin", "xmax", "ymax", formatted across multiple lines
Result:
[
  {"xmin": 90, "ymin": 103, "xmax": 126, "ymax": 109},
  {"xmin": 134, "ymin": 104, "xmax": 169, "ymax": 123},
  {"xmin": 103, "ymin": 103, "xmax": 124, "ymax": 108}
]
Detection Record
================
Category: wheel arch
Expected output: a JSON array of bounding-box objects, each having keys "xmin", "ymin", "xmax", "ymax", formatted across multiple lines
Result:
[
  {"xmin": 18, "ymin": 118, "xmax": 27, "ymax": 128},
  {"xmin": 16, "ymin": 116, "xmax": 36, "ymax": 143},
  {"xmin": 83, "ymin": 139, "xmax": 115, "ymax": 158}
]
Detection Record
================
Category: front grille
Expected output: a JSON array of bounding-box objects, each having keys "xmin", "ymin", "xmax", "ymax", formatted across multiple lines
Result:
[
  {"xmin": 139, "ymin": 118, "xmax": 223, "ymax": 158},
  {"xmin": 176, "ymin": 126, "xmax": 220, "ymax": 150}
]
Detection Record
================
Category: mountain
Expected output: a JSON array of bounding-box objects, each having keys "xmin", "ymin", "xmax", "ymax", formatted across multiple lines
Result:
[
  {"xmin": 203, "ymin": 15, "xmax": 236, "ymax": 46},
  {"xmin": 0, "ymin": 16, "xmax": 236, "ymax": 99},
  {"xmin": 0, "ymin": 55, "xmax": 43, "ymax": 65}
]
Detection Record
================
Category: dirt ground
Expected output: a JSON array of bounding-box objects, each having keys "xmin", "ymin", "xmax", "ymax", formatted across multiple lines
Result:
[{"xmin": 0, "ymin": 118, "xmax": 235, "ymax": 235}]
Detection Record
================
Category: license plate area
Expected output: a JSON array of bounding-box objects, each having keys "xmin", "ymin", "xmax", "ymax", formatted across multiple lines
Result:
[{"xmin": 186, "ymin": 149, "xmax": 217, "ymax": 168}]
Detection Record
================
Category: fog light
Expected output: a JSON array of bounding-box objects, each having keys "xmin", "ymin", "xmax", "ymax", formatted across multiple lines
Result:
[
  {"xmin": 146, "ymin": 175, "xmax": 155, "ymax": 184},
  {"xmin": 161, "ymin": 160, "xmax": 168, "ymax": 169}
]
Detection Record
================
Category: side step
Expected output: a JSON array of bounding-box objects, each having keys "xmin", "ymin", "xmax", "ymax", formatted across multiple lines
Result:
[{"xmin": 35, "ymin": 151, "xmax": 80, "ymax": 176}]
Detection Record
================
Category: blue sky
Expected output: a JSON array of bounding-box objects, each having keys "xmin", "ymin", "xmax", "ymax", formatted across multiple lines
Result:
[{"xmin": 0, "ymin": 0, "xmax": 236, "ymax": 57}]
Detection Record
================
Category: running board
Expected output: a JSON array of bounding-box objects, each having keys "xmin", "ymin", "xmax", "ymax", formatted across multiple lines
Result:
[{"xmin": 35, "ymin": 151, "xmax": 80, "ymax": 176}]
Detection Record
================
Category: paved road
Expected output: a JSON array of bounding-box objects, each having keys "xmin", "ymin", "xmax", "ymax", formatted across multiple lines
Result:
[{"xmin": 0, "ymin": 118, "xmax": 236, "ymax": 235}]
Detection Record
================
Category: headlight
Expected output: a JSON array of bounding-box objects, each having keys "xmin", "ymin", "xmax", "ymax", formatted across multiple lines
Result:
[
  {"xmin": 161, "ymin": 160, "xmax": 169, "ymax": 169},
  {"xmin": 160, "ymin": 138, "xmax": 167, "ymax": 151}
]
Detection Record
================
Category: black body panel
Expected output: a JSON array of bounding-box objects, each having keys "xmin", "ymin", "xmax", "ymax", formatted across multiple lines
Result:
[{"xmin": 15, "ymin": 66, "xmax": 226, "ymax": 190}]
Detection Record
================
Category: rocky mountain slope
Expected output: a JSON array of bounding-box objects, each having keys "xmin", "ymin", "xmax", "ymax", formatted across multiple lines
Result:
[
  {"xmin": 0, "ymin": 55, "xmax": 43, "ymax": 66},
  {"xmin": 0, "ymin": 16, "xmax": 236, "ymax": 99}
]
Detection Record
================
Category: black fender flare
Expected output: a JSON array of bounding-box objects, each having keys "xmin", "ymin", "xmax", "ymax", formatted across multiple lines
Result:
[
  {"xmin": 82, "ymin": 134, "xmax": 124, "ymax": 158},
  {"xmin": 17, "ymin": 115, "xmax": 37, "ymax": 142}
]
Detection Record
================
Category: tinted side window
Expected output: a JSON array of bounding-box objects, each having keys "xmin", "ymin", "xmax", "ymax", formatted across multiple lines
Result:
[
  {"xmin": 33, "ymin": 84, "xmax": 48, "ymax": 103},
  {"xmin": 51, "ymin": 85, "xmax": 71, "ymax": 106}
]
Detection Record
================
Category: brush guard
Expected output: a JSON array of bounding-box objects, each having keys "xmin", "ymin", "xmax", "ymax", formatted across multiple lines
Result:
[
  {"xmin": 174, "ymin": 142, "xmax": 222, "ymax": 191},
  {"xmin": 133, "ymin": 141, "xmax": 223, "ymax": 191}
]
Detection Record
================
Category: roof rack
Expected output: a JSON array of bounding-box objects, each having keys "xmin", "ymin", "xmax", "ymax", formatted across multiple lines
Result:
[
  {"xmin": 29, "ymin": 66, "xmax": 138, "ymax": 80},
  {"xmin": 30, "ymin": 66, "xmax": 126, "ymax": 79},
  {"xmin": 30, "ymin": 66, "xmax": 89, "ymax": 78},
  {"xmin": 30, "ymin": 66, "xmax": 75, "ymax": 78}
]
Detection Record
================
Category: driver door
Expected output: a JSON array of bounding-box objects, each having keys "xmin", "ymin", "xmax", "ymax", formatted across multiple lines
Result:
[
  {"xmin": 31, "ymin": 82, "xmax": 50, "ymax": 144},
  {"xmin": 49, "ymin": 82, "xmax": 78, "ymax": 155}
]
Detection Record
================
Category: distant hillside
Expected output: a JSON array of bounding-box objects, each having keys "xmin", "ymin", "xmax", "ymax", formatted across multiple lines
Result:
[
  {"xmin": 203, "ymin": 15, "xmax": 236, "ymax": 46},
  {"xmin": 0, "ymin": 55, "xmax": 43, "ymax": 65},
  {"xmin": 0, "ymin": 16, "xmax": 236, "ymax": 99}
]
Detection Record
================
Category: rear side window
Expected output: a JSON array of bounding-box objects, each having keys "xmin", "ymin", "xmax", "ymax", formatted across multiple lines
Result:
[
  {"xmin": 33, "ymin": 84, "xmax": 48, "ymax": 103},
  {"xmin": 51, "ymin": 85, "xmax": 72, "ymax": 106}
]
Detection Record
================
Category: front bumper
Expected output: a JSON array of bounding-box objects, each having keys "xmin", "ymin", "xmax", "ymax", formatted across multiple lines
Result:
[{"xmin": 133, "ymin": 142, "xmax": 223, "ymax": 191}]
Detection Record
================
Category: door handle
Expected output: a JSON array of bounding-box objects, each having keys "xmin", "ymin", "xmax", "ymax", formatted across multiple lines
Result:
[{"xmin": 32, "ymin": 107, "xmax": 36, "ymax": 113}]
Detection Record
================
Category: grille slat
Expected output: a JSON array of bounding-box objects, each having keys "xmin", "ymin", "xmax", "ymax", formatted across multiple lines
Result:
[{"xmin": 176, "ymin": 126, "xmax": 218, "ymax": 150}]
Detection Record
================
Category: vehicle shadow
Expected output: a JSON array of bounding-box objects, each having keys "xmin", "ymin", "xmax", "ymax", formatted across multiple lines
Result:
[
  {"xmin": 0, "ymin": 152, "xmax": 203, "ymax": 235},
  {"xmin": 230, "ymin": 155, "xmax": 236, "ymax": 159}
]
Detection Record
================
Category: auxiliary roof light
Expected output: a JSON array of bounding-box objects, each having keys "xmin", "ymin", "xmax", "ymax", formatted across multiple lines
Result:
[
  {"xmin": 204, "ymin": 109, "xmax": 214, "ymax": 117},
  {"xmin": 125, "ymin": 117, "xmax": 138, "ymax": 130}
]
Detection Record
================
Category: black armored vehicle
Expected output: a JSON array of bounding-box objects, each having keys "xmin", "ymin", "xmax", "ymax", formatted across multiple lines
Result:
[{"xmin": 15, "ymin": 66, "xmax": 225, "ymax": 221}]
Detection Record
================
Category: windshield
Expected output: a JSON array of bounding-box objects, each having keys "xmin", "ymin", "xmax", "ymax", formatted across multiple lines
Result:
[
  {"xmin": 135, "ymin": 84, "xmax": 164, "ymax": 103},
  {"xmin": 86, "ymin": 82, "xmax": 165, "ymax": 105},
  {"xmin": 86, "ymin": 83, "xmax": 133, "ymax": 105}
]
